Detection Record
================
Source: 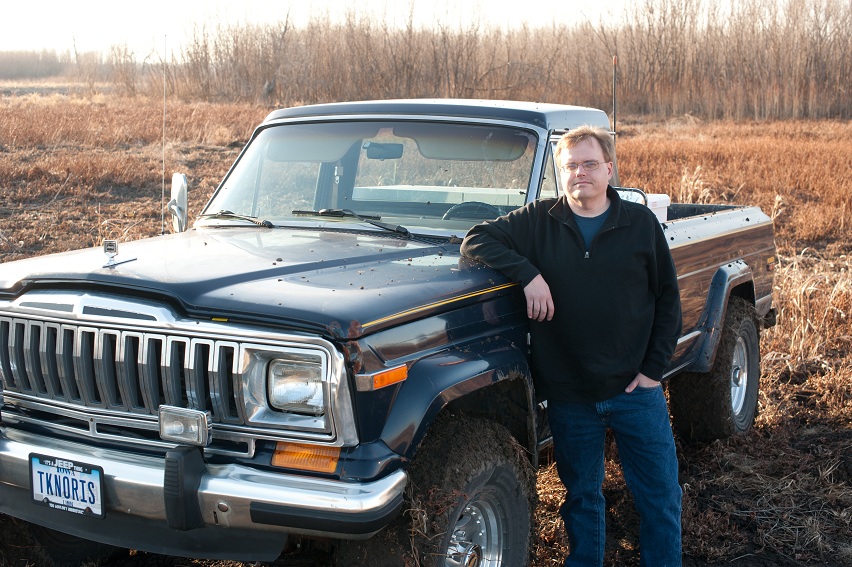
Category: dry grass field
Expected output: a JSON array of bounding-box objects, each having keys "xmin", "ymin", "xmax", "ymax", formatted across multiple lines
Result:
[{"xmin": 0, "ymin": 93, "xmax": 850, "ymax": 567}]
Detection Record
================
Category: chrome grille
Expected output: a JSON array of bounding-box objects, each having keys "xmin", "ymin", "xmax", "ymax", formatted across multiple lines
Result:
[
  {"xmin": 0, "ymin": 316, "xmax": 243, "ymax": 424},
  {"xmin": 0, "ymin": 291, "xmax": 357, "ymax": 451}
]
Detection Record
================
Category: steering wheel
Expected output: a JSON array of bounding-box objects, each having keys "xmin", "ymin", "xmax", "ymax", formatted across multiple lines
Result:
[{"xmin": 442, "ymin": 201, "xmax": 503, "ymax": 220}]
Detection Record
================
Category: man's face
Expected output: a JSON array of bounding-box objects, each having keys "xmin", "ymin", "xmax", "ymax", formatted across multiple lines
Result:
[{"xmin": 559, "ymin": 138, "xmax": 613, "ymax": 204}]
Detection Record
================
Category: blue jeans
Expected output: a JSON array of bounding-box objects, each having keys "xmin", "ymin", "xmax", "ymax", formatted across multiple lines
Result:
[{"xmin": 549, "ymin": 385, "xmax": 682, "ymax": 567}]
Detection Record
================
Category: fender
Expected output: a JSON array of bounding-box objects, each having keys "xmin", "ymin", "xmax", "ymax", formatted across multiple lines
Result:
[
  {"xmin": 379, "ymin": 337, "xmax": 535, "ymax": 462},
  {"xmin": 687, "ymin": 260, "xmax": 755, "ymax": 373}
]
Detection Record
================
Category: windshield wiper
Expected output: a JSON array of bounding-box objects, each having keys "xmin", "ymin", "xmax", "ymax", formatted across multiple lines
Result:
[
  {"xmin": 292, "ymin": 208, "xmax": 382, "ymax": 220},
  {"xmin": 292, "ymin": 208, "xmax": 410, "ymax": 237},
  {"xmin": 198, "ymin": 210, "xmax": 274, "ymax": 228}
]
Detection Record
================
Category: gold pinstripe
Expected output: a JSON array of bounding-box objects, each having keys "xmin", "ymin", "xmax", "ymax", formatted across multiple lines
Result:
[{"xmin": 362, "ymin": 282, "xmax": 519, "ymax": 329}]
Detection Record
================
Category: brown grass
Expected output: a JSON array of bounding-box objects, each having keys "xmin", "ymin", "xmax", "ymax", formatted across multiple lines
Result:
[
  {"xmin": 0, "ymin": 93, "xmax": 850, "ymax": 566},
  {"xmin": 0, "ymin": 95, "xmax": 262, "ymax": 261}
]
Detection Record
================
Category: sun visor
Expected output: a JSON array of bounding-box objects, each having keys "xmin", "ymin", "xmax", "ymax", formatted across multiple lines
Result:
[
  {"xmin": 394, "ymin": 123, "xmax": 532, "ymax": 161},
  {"xmin": 264, "ymin": 123, "xmax": 381, "ymax": 162}
]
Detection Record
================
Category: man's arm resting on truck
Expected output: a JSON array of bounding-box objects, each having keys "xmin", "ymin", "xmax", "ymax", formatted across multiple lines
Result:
[{"xmin": 461, "ymin": 203, "xmax": 553, "ymax": 321}]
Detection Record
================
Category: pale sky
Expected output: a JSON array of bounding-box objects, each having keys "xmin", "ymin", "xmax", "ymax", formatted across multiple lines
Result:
[{"xmin": 1, "ymin": 0, "xmax": 630, "ymax": 58}]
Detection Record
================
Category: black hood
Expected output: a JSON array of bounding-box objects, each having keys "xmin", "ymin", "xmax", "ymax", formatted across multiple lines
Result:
[{"xmin": 0, "ymin": 227, "xmax": 507, "ymax": 339}]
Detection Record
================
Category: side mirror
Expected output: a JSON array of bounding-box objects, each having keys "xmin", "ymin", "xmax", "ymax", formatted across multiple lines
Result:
[{"xmin": 168, "ymin": 173, "xmax": 188, "ymax": 233}]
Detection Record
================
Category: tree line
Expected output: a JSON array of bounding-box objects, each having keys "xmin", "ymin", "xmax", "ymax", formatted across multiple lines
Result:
[{"xmin": 3, "ymin": 0, "xmax": 849, "ymax": 120}]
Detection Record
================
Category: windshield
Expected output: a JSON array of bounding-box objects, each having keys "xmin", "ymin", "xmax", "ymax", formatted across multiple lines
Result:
[{"xmin": 203, "ymin": 120, "xmax": 538, "ymax": 233}]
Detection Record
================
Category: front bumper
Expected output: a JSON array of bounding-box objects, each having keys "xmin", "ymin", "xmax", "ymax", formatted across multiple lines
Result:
[{"xmin": 0, "ymin": 427, "xmax": 406, "ymax": 561}]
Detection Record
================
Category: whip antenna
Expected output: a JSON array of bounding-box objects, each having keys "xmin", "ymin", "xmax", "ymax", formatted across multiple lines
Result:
[
  {"xmin": 612, "ymin": 55, "xmax": 618, "ymax": 145},
  {"xmin": 161, "ymin": 35, "xmax": 167, "ymax": 234}
]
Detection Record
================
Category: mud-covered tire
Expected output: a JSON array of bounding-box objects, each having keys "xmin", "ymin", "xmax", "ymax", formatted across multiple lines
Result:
[
  {"xmin": 669, "ymin": 297, "xmax": 761, "ymax": 443},
  {"xmin": 408, "ymin": 414, "xmax": 536, "ymax": 567},
  {"xmin": 27, "ymin": 525, "xmax": 121, "ymax": 567}
]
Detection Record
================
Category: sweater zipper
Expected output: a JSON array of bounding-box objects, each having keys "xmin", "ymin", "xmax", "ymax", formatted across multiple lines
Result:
[{"xmin": 585, "ymin": 224, "xmax": 617, "ymax": 259}]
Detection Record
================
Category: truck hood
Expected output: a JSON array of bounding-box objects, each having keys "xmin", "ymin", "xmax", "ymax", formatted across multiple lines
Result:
[{"xmin": 0, "ymin": 227, "xmax": 508, "ymax": 338}]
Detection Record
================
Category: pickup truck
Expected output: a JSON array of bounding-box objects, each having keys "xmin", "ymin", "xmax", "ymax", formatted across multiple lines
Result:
[{"xmin": 0, "ymin": 99, "xmax": 776, "ymax": 566}]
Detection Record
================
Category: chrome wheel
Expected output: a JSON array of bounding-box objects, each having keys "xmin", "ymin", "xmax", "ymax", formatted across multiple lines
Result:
[
  {"xmin": 445, "ymin": 498, "xmax": 503, "ymax": 567},
  {"xmin": 730, "ymin": 335, "xmax": 749, "ymax": 416}
]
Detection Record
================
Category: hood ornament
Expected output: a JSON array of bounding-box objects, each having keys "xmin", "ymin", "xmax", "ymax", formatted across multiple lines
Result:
[{"xmin": 103, "ymin": 240, "xmax": 137, "ymax": 269}]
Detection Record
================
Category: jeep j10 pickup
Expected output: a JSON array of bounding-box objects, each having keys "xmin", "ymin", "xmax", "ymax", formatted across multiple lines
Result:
[{"xmin": 0, "ymin": 99, "xmax": 776, "ymax": 566}]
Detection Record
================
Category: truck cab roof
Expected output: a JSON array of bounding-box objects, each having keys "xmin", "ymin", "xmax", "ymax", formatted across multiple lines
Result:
[{"xmin": 263, "ymin": 98, "xmax": 612, "ymax": 132}]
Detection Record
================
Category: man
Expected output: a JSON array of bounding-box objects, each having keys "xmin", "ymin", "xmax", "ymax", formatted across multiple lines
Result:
[{"xmin": 460, "ymin": 125, "xmax": 683, "ymax": 566}]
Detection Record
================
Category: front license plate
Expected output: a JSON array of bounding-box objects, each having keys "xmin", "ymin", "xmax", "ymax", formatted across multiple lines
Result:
[{"xmin": 30, "ymin": 453, "xmax": 105, "ymax": 518}]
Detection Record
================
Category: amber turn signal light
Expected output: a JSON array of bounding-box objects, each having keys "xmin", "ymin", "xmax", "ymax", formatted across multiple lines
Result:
[
  {"xmin": 354, "ymin": 364, "xmax": 409, "ymax": 391},
  {"xmin": 272, "ymin": 442, "xmax": 340, "ymax": 474},
  {"xmin": 372, "ymin": 365, "xmax": 408, "ymax": 390}
]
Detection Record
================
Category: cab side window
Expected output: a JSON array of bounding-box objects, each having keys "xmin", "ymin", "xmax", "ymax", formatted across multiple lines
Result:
[{"xmin": 538, "ymin": 144, "xmax": 559, "ymax": 199}]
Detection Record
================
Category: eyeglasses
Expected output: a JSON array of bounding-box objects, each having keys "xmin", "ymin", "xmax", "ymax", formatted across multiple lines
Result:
[{"xmin": 560, "ymin": 160, "xmax": 607, "ymax": 173}]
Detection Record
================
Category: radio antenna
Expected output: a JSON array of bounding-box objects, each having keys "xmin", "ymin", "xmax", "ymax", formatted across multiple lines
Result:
[
  {"xmin": 161, "ymin": 35, "xmax": 167, "ymax": 235},
  {"xmin": 612, "ymin": 55, "xmax": 618, "ymax": 145}
]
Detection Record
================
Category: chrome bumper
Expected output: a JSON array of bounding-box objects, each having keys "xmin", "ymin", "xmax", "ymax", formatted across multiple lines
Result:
[{"xmin": 0, "ymin": 427, "xmax": 406, "ymax": 560}]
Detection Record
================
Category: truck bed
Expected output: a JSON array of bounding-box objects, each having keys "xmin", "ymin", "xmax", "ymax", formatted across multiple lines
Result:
[{"xmin": 666, "ymin": 202, "xmax": 739, "ymax": 220}]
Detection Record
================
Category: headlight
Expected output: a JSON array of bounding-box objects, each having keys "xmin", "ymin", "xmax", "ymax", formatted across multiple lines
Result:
[
  {"xmin": 239, "ymin": 341, "xmax": 356, "ymax": 444},
  {"xmin": 268, "ymin": 358, "xmax": 325, "ymax": 415}
]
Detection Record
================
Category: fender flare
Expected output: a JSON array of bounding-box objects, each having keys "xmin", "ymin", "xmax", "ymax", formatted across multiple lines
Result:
[
  {"xmin": 687, "ymin": 260, "xmax": 756, "ymax": 373},
  {"xmin": 379, "ymin": 337, "xmax": 535, "ymax": 463}
]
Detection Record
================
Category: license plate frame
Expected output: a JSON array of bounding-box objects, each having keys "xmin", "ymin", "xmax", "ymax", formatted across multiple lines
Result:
[{"xmin": 29, "ymin": 453, "xmax": 105, "ymax": 518}]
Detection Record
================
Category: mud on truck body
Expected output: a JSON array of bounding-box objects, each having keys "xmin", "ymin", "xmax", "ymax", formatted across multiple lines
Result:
[{"xmin": 0, "ymin": 99, "xmax": 776, "ymax": 566}]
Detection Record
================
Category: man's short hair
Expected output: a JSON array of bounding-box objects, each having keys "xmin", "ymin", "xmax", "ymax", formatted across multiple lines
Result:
[{"xmin": 554, "ymin": 125, "xmax": 615, "ymax": 165}]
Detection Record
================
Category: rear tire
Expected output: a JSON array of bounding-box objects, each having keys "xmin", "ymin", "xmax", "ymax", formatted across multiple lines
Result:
[{"xmin": 669, "ymin": 297, "xmax": 761, "ymax": 443}]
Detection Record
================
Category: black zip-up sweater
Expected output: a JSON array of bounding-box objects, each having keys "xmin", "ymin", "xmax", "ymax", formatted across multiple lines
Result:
[{"xmin": 461, "ymin": 187, "xmax": 682, "ymax": 403}]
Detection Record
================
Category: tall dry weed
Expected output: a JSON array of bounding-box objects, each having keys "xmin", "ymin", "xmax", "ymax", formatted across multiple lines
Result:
[
  {"xmin": 161, "ymin": 0, "xmax": 852, "ymax": 120},
  {"xmin": 4, "ymin": 0, "xmax": 851, "ymax": 119},
  {"xmin": 764, "ymin": 248, "xmax": 852, "ymax": 366}
]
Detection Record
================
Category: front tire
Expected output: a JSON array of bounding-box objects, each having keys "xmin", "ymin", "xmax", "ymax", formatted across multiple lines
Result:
[
  {"xmin": 409, "ymin": 415, "xmax": 536, "ymax": 567},
  {"xmin": 669, "ymin": 297, "xmax": 761, "ymax": 443}
]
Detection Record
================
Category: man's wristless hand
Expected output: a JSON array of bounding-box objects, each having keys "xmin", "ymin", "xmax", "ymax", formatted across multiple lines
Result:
[{"xmin": 523, "ymin": 275, "xmax": 555, "ymax": 321}]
